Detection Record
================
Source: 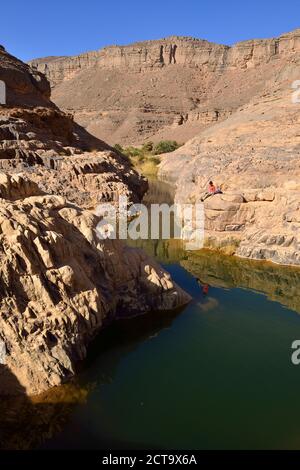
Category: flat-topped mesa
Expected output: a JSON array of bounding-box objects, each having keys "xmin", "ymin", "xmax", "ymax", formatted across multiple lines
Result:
[
  {"xmin": 26, "ymin": 28, "xmax": 300, "ymax": 146},
  {"xmin": 225, "ymin": 28, "xmax": 300, "ymax": 67},
  {"xmin": 29, "ymin": 37, "xmax": 227, "ymax": 85},
  {"xmin": 29, "ymin": 29, "xmax": 300, "ymax": 85}
]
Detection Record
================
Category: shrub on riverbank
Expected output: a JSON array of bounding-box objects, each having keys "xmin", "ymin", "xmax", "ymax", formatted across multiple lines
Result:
[
  {"xmin": 153, "ymin": 140, "xmax": 180, "ymax": 154},
  {"xmin": 113, "ymin": 141, "xmax": 181, "ymax": 176}
]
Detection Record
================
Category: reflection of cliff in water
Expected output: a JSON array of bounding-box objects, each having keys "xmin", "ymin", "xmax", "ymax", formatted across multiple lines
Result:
[
  {"xmin": 127, "ymin": 178, "xmax": 187, "ymax": 262},
  {"xmin": 0, "ymin": 307, "xmax": 182, "ymax": 450},
  {"xmin": 181, "ymin": 250, "xmax": 300, "ymax": 315},
  {"xmin": 133, "ymin": 178, "xmax": 300, "ymax": 315},
  {"xmin": 46, "ymin": 308, "xmax": 183, "ymax": 450},
  {"xmin": 143, "ymin": 178, "xmax": 175, "ymax": 206},
  {"xmin": 0, "ymin": 363, "xmax": 90, "ymax": 450},
  {"xmin": 82, "ymin": 306, "xmax": 182, "ymax": 379},
  {"xmin": 128, "ymin": 237, "xmax": 187, "ymax": 264}
]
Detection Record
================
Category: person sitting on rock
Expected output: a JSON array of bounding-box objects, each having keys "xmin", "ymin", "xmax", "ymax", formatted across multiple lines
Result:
[{"xmin": 201, "ymin": 181, "xmax": 222, "ymax": 201}]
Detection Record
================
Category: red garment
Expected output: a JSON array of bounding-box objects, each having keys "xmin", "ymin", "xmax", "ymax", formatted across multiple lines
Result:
[
  {"xmin": 203, "ymin": 284, "xmax": 209, "ymax": 295},
  {"xmin": 208, "ymin": 184, "xmax": 216, "ymax": 193}
]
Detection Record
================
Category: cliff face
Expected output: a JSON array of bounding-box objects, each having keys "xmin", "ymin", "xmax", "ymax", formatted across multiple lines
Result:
[
  {"xmin": 0, "ymin": 46, "xmax": 147, "ymax": 205},
  {"xmin": 0, "ymin": 174, "xmax": 190, "ymax": 395},
  {"xmin": 0, "ymin": 46, "xmax": 50, "ymax": 107},
  {"xmin": 0, "ymin": 48, "xmax": 191, "ymax": 395},
  {"xmin": 158, "ymin": 57, "xmax": 300, "ymax": 266},
  {"xmin": 30, "ymin": 30, "xmax": 300, "ymax": 80},
  {"xmin": 28, "ymin": 29, "xmax": 300, "ymax": 145},
  {"xmin": 30, "ymin": 37, "xmax": 229, "ymax": 83}
]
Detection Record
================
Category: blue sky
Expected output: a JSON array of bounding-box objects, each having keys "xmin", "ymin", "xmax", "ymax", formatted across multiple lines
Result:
[{"xmin": 3, "ymin": 0, "xmax": 300, "ymax": 61}]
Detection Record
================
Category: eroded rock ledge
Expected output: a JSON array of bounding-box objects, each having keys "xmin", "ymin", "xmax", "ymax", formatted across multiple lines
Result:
[
  {"xmin": 158, "ymin": 62, "xmax": 300, "ymax": 266},
  {"xmin": 0, "ymin": 174, "xmax": 190, "ymax": 395},
  {"xmin": 27, "ymin": 28, "xmax": 300, "ymax": 145},
  {"xmin": 0, "ymin": 45, "xmax": 147, "ymax": 207},
  {"xmin": 0, "ymin": 46, "xmax": 191, "ymax": 396}
]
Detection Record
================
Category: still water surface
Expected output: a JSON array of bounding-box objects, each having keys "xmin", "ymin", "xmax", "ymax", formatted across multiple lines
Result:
[
  {"xmin": 43, "ymin": 180, "xmax": 300, "ymax": 449},
  {"xmin": 4, "ymin": 180, "xmax": 300, "ymax": 450}
]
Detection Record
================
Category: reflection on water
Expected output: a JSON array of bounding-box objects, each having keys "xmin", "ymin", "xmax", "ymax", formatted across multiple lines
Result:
[
  {"xmin": 128, "ymin": 237, "xmax": 300, "ymax": 316},
  {"xmin": 143, "ymin": 178, "xmax": 175, "ymax": 206},
  {"xmin": 126, "ymin": 178, "xmax": 187, "ymax": 262},
  {"xmin": 2, "ymin": 178, "xmax": 300, "ymax": 450},
  {"xmin": 0, "ymin": 364, "xmax": 89, "ymax": 450},
  {"xmin": 39, "ymin": 260, "xmax": 300, "ymax": 450},
  {"xmin": 181, "ymin": 250, "xmax": 300, "ymax": 316},
  {"xmin": 130, "ymin": 179, "xmax": 300, "ymax": 316}
]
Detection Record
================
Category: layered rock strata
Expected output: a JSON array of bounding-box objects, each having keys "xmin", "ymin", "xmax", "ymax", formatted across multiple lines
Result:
[{"xmin": 29, "ymin": 29, "xmax": 300, "ymax": 144}]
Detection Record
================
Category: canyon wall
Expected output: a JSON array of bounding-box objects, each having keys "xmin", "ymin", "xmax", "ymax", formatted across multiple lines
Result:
[
  {"xmin": 30, "ymin": 30, "xmax": 300, "ymax": 81},
  {"xmin": 158, "ymin": 59, "xmax": 300, "ymax": 266},
  {"xmin": 27, "ymin": 29, "xmax": 300, "ymax": 145},
  {"xmin": 0, "ymin": 45, "xmax": 147, "ymax": 205},
  {"xmin": 0, "ymin": 47, "xmax": 190, "ymax": 395}
]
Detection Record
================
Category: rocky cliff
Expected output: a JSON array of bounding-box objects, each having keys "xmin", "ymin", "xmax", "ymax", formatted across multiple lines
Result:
[
  {"xmin": 0, "ymin": 174, "xmax": 190, "ymax": 395},
  {"xmin": 29, "ymin": 29, "xmax": 300, "ymax": 144},
  {"xmin": 0, "ymin": 48, "xmax": 190, "ymax": 395},
  {"xmin": 158, "ymin": 60, "xmax": 300, "ymax": 265},
  {"xmin": 0, "ymin": 45, "xmax": 147, "ymax": 205},
  {"xmin": 30, "ymin": 30, "xmax": 300, "ymax": 80}
]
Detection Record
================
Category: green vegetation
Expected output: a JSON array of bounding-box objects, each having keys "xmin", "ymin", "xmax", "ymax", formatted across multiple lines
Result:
[
  {"xmin": 152, "ymin": 140, "xmax": 180, "ymax": 155},
  {"xmin": 113, "ymin": 140, "xmax": 181, "ymax": 177},
  {"xmin": 113, "ymin": 143, "xmax": 123, "ymax": 153}
]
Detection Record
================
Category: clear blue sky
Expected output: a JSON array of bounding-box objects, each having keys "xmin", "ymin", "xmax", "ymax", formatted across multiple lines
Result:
[{"xmin": 3, "ymin": 0, "xmax": 300, "ymax": 61}]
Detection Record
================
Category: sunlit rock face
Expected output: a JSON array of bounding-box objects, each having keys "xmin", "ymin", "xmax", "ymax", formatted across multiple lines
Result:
[
  {"xmin": 0, "ymin": 174, "xmax": 190, "ymax": 395},
  {"xmin": 0, "ymin": 49, "xmax": 190, "ymax": 395},
  {"xmin": 29, "ymin": 29, "xmax": 300, "ymax": 144},
  {"xmin": 0, "ymin": 45, "xmax": 148, "ymax": 207},
  {"xmin": 157, "ymin": 31, "xmax": 300, "ymax": 266}
]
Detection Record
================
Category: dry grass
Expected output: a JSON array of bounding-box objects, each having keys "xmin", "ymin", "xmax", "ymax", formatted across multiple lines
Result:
[{"xmin": 130, "ymin": 155, "xmax": 160, "ymax": 177}]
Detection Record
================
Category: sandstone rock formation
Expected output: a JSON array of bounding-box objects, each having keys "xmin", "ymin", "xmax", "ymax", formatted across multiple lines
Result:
[
  {"xmin": 158, "ymin": 61, "xmax": 300, "ymax": 265},
  {"xmin": 30, "ymin": 29, "xmax": 300, "ymax": 145},
  {"xmin": 0, "ymin": 174, "xmax": 190, "ymax": 395},
  {"xmin": 0, "ymin": 46, "xmax": 148, "ymax": 207},
  {"xmin": 1, "ymin": 46, "xmax": 50, "ymax": 107},
  {"xmin": 0, "ymin": 48, "xmax": 191, "ymax": 396}
]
